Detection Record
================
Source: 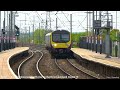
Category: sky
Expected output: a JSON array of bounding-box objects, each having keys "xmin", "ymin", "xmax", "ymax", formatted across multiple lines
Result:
[
  {"xmin": 1, "ymin": 11, "xmax": 120, "ymax": 33},
  {"xmin": 15, "ymin": 11, "xmax": 87, "ymax": 33}
]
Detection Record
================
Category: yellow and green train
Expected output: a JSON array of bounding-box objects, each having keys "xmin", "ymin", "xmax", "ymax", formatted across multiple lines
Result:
[{"xmin": 45, "ymin": 30, "xmax": 72, "ymax": 55}]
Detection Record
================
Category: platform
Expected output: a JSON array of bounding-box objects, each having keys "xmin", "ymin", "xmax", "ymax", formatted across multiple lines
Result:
[
  {"xmin": 71, "ymin": 48, "xmax": 120, "ymax": 69},
  {"xmin": 0, "ymin": 47, "xmax": 29, "ymax": 79}
]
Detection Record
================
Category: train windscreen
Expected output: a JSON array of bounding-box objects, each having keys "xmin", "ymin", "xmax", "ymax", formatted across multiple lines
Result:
[{"xmin": 52, "ymin": 33, "xmax": 70, "ymax": 43}]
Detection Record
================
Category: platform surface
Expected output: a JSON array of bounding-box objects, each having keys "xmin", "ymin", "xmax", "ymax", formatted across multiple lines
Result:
[
  {"xmin": 71, "ymin": 48, "xmax": 120, "ymax": 69},
  {"xmin": 0, "ymin": 47, "xmax": 29, "ymax": 79}
]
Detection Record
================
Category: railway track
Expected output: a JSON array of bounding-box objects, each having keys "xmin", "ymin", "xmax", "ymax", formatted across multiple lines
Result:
[
  {"xmin": 37, "ymin": 49, "xmax": 71, "ymax": 79},
  {"xmin": 11, "ymin": 45, "xmax": 104, "ymax": 79},
  {"xmin": 54, "ymin": 58, "xmax": 75, "ymax": 79},
  {"xmin": 55, "ymin": 57, "xmax": 101, "ymax": 79},
  {"xmin": 17, "ymin": 50, "xmax": 45, "ymax": 79},
  {"xmin": 36, "ymin": 50, "xmax": 46, "ymax": 79},
  {"xmin": 66, "ymin": 58, "xmax": 104, "ymax": 79}
]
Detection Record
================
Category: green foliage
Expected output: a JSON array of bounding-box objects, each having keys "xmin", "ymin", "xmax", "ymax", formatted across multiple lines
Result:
[
  {"xmin": 72, "ymin": 32, "xmax": 87, "ymax": 42},
  {"xmin": 33, "ymin": 29, "xmax": 53, "ymax": 45},
  {"xmin": 110, "ymin": 29, "xmax": 119, "ymax": 41},
  {"xmin": 72, "ymin": 32, "xmax": 87, "ymax": 47},
  {"xmin": 19, "ymin": 28, "xmax": 120, "ymax": 46},
  {"xmin": 97, "ymin": 29, "xmax": 120, "ymax": 41},
  {"xmin": 18, "ymin": 29, "xmax": 52, "ymax": 44},
  {"xmin": 71, "ymin": 29, "xmax": 120, "ymax": 47},
  {"xmin": 100, "ymin": 29, "xmax": 107, "ymax": 40}
]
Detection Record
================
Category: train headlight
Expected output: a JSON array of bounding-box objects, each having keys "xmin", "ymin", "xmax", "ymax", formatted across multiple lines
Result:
[{"xmin": 52, "ymin": 44, "xmax": 57, "ymax": 47}]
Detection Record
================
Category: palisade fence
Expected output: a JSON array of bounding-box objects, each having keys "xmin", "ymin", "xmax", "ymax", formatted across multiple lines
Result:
[{"xmin": 79, "ymin": 36, "xmax": 120, "ymax": 57}]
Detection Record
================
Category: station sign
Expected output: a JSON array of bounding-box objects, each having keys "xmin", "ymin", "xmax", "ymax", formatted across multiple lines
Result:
[{"xmin": 94, "ymin": 20, "xmax": 101, "ymax": 29}]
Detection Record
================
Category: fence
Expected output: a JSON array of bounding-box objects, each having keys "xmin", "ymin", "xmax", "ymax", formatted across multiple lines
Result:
[{"xmin": 79, "ymin": 36, "xmax": 119, "ymax": 57}]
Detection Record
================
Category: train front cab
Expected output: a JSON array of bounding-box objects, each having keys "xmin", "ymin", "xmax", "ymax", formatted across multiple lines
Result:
[{"xmin": 50, "ymin": 30, "xmax": 73, "ymax": 57}]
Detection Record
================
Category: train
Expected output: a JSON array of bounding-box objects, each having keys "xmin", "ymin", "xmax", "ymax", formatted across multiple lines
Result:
[{"xmin": 45, "ymin": 30, "xmax": 72, "ymax": 56}]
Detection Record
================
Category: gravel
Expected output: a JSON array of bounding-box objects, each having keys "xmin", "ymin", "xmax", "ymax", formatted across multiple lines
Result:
[
  {"xmin": 56, "ymin": 59, "xmax": 95, "ymax": 79},
  {"xmin": 38, "ymin": 49, "xmax": 69, "ymax": 79}
]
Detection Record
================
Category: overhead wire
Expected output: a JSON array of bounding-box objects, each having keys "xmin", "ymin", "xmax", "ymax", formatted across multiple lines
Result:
[
  {"xmin": 61, "ymin": 11, "xmax": 70, "ymax": 22},
  {"xmin": 77, "ymin": 15, "xmax": 87, "ymax": 28},
  {"xmin": 55, "ymin": 11, "xmax": 69, "ymax": 30},
  {"xmin": 78, "ymin": 20, "xmax": 86, "ymax": 30}
]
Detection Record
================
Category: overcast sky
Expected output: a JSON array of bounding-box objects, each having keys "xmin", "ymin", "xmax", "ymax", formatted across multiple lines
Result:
[{"xmin": 1, "ymin": 11, "xmax": 120, "ymax": 33}]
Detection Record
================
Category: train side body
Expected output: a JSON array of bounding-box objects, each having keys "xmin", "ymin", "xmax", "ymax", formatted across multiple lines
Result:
[{"xmin": 45, "ymin": 32, "xmax": 52, "ymax": 49}]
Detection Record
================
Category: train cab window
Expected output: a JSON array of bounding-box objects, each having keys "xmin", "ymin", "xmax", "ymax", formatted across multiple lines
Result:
[
  {"xmin": 61, "ymin": 34, "xmax": 69, "ymax": 42},
  {"xmin": 52, "ymin": 33, "xmax": 70, "ymax": 43},
  {"xmin": 52, "ymin": 34, "xmax": 60, "ymax": 42}
]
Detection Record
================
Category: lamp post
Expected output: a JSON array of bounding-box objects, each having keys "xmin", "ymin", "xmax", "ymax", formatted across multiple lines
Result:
[
  {"xmin": 70, "ymin": 14, "xmax": 72, "ymax": 47},
  {"xmin": 105, "ymin": 11, "xmax": 111, "ymax": 58},
  {"xmin": 0, "ymin": 11, "xmax": 1, "ymax": 52},
  {"xmin": 3, "ymin": 11, "xmax": 6, "ymax": 51},
  {"xmin": 14, "ymin": 11, "xmax": 19, "ymax": 47},
  {"xmin": 39, "ymin": 23, "xmax": 40, "ymax": 44},
  {"xmin": 115, "ymin": 11, "xmax": 118, "ymax": 57}
]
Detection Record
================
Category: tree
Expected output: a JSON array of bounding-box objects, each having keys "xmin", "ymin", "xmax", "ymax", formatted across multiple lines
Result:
[
  {"xmin": 97, "ymin": 29, "xmax": 120, "ymax": 41},
  {"xmin": 33, "ymin": 29, "xmax": 53, "ymax": 45},
  {"xmin": 110, "ymin": 29, "xmax": 119, "ymax": 41},
  {"xmin": 72, "ymin": 32, "xmax": 87, "ymax": 47}
]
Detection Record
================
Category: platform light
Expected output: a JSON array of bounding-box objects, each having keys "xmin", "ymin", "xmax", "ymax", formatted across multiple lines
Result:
[{"xmin": 15, "ymin": 29, "xmax": 20, "ymax": 36}]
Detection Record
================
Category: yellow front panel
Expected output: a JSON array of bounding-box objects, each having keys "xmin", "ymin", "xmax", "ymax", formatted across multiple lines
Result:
[
  {"xmin": 51, "ymin": 41, "xmax": 71, "ymax": 48},
  {"xmin": 51, "ymin": 33, "xmax": 71, "ymax": 48}
]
